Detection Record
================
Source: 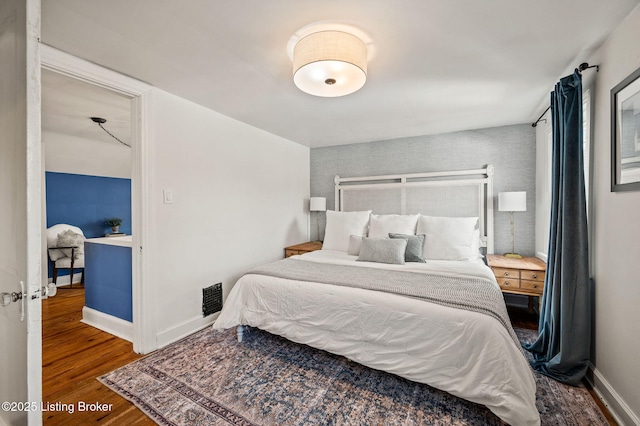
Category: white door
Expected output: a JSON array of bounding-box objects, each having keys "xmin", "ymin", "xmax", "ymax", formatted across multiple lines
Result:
[{"xmin": 0, "ymin": 0, "xmax": 42, "ymax": 425}]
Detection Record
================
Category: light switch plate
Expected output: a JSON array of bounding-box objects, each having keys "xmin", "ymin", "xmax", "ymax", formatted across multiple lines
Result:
[{"xmin": 163, "ymin": 189, "xmax": 174, "ymax": 204}]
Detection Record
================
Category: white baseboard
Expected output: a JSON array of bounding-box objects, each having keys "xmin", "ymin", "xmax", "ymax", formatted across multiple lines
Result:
[
  {"xmin": 81, "ymin": 306, "xmax": 133, "ymax": 342},
  {"xmin": 49, "ymin": 274, "xmax": 83, "ymax": 288},
  {"xmin": 156, "ymin": 312, "xmax": 220, "ymax": 349},
  {"xmin": 587, "ymin": 363, "xmax": 640, "ymax": 426}
]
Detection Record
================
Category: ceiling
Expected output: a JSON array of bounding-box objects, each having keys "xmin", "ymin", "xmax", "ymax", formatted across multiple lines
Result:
[
  {"xmin": 42, "ymin": 69, "xmax": 131, "ymax": 146},
  {"xmin": 41, "ymin": 0, "xmax": 639, "ymax": 148}
]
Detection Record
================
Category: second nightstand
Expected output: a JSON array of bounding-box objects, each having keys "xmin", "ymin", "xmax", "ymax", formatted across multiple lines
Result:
[
  {"xmin": 284, "ymin": 241, "xmax": 323, "ymax": 258},
  {"xmin": 486, "ymin": 254, "xmax": 546, "ymax": 312}
]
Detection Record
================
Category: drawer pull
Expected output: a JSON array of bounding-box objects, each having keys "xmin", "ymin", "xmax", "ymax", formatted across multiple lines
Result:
[
  {"xmin": 503, "ymin": 272, "xmax": 509, "ymax": 276},
  {"xmin": 532, "ymin": 274, "xmax": 537, "ymax": 279},
  {"xmin": 504, "ymin": 281, "xmax": 510, "ymax": 286},
  {"xmin": 533, "ymin": 284, "xmax": 538, "ymax": 288}
]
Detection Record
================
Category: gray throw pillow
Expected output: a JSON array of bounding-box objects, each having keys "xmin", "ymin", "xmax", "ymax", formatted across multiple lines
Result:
[
  {"xmin": 389, "ymin": 233, "xmax": 426, "ymax": 263},
  {"xmin": 57, "ymin": 230, "xmax": 85, "ymax": 260},
  {"xmin": 357, "ymin": 237, "xmax": 407, "ymax": 265}
]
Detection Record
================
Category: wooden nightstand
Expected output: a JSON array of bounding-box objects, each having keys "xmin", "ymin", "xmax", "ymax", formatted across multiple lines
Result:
[
  {"xmin": 284, "ymin": 241, "xmax": 322, "ymax": 258},
  {"xmin": 486, "ymin": 254, "xmax": 546, "ymax": 312}
]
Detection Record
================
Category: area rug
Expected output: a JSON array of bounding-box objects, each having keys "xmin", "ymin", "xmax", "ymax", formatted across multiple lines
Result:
[{"xmin": 99, "ymin": 327, "xmax": 608, "ymax": 425}]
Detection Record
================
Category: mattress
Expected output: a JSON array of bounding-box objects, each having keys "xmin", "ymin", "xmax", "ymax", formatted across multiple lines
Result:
[{"xmin": 214, "ymin": 250, "xmax": 540, "ymax": 425}]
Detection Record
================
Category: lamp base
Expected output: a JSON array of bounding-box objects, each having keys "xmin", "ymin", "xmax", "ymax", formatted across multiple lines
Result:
[{"xmin": 504, "ymin": 253, "xmax": 523, "ymax": 259}]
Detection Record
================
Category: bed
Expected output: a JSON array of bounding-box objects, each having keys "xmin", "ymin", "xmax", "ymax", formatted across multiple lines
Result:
[{"xmin": 213, "ymin": 166, "xmax": 540, "ymax": 426}]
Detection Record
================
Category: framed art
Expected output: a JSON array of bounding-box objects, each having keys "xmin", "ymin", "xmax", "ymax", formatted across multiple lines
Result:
[{"xmin": 611, "ymin": 66, "xmax": 640, "ymax": 192}]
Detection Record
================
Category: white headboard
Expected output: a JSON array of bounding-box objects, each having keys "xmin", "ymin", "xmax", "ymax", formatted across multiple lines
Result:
[{"xmin": 334, "ymin": 165, "xmax": 494, "ymax": 254}]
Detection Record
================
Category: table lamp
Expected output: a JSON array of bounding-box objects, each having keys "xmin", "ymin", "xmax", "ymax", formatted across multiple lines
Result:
[
  {"xmin": 310, "ymin": 197, "xmax": 326, "ymax": 242},
  {"xmin": 498, "ymin": 191, "xmax": 526, "ymax": 258}
]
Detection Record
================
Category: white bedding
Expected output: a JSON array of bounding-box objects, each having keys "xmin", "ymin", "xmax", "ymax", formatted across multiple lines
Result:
[{"xmin": 214, "ymin": 250, "xmax": 540, "ymax": 425}]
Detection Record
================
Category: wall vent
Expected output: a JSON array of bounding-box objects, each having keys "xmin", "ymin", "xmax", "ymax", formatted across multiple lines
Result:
[{"xmin": 203, "ymin": 283, "xmax": 222, "ymax": 317}]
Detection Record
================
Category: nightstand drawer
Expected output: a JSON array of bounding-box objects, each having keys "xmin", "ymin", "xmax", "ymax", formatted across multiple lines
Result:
[
  {"xmin": 486, "ymin": 255, "xmax": 546, "ymax": 313},
  {"xmin": 521, "ymin": 279, "xmax": 544, "ymax": 293},
  {"xmin": 521, "ymin": 270, "xmax": 545, "ymax": 282},
  {"xmin": 492, "ymin": 268, "xmax": 520, "ymax": 279},
  {"xmin": 497, "ymin": 277, "xmax": 520, "ymax": 290}
]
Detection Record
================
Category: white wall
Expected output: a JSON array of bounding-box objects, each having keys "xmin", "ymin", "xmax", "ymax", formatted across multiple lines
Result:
[
  {"xmin": 146, "ymin": 89, "xmax": 310, "ymax": 346},
  {"xmin": 44, "ymin": 130, "xmax": 131, "ymax": 178},
  {"xmin": 587, "ymin": 4, "xmax": 640, "ymax": 424}
]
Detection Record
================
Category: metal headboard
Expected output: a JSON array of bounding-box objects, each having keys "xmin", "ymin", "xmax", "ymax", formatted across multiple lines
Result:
[{"xmin": 334, "ymin": 165, "xmax": 494, "ymax": 254}]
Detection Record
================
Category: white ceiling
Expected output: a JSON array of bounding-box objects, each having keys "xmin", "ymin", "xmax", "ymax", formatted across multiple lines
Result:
[
  {"xmin": 42, "ymin": 69, "xmax": 131, "ymax": 146},
  {"xmin": 41, "ymin": 0, "xmax": 639, "ymax": 148}
]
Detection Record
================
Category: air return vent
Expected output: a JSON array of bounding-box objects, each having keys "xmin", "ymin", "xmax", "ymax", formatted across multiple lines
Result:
[{"xmin": 202, "ymin": 283, "xmax": 222, "ymax": 317}]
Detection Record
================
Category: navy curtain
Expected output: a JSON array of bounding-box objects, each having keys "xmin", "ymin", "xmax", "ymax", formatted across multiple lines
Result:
[{"xmin": 525, "ymin": 70, "xmax": 590, "ymax": 386}]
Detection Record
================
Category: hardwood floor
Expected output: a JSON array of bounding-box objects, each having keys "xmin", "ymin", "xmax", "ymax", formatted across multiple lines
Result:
[
  {"xmin": 506, "ymin": 304, "xmax": 617, "ymax": 425},
  {"xmin": 42, "ymin": 290, "xmax": 616, "ymax": 425},
  {"xmin": 42, "ymin": 288, "xmax": 153, "ymax": 425}
]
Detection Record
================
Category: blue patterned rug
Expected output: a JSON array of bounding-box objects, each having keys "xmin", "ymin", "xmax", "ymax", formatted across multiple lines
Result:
[{"xmin": 99, "ymin": 327, "xmax": 608, "ymax": 425}]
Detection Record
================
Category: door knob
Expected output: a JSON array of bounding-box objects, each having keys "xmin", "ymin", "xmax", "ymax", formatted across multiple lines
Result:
[
  {"xmin": 0, "ymin": 291, "xmax": 22, "ymax": 307},
  {"xmin": 43, "ymin": 283, "xmax": 57, "ymax": 298},
  {"xmin": 1, "ymin": 282, "xmax": 57, "ymax": 307}
]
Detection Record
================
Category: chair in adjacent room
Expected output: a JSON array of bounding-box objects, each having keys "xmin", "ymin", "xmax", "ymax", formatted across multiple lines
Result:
[{"xmin": 46, "ymin": 223, "xmax": 86, "ymax": 288}]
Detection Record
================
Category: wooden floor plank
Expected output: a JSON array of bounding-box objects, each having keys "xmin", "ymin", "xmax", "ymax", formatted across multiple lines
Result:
[{"xmin": 42, "ymin": 288, "xmax": 154, "ymax": 425}]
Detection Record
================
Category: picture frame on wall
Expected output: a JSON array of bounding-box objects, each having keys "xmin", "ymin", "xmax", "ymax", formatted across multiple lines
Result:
[{"xmin": 611, "ymin": 66, "xmax": 640, "ymax": 192}]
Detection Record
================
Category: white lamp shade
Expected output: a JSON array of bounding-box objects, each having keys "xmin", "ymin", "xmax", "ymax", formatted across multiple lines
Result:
[
  {"xmin": 498, "ymin": 192, "xmax": 527, "ymax": 212},
  {"xmin": 293, "ymin": 31, "xmax": 367, "ymax": 97},
  {"xmin": 310, "ymin": 197, "xmax": 327, "ymax": 212}
]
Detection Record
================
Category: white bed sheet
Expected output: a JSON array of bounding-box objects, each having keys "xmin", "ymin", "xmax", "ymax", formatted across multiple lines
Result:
[{"xmin": 214, "ymin": 250, "xmax": 539, "ymax": 426}]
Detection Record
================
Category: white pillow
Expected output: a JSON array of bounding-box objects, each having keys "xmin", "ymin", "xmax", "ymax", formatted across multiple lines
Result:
[
  {"xmin": 46, "ymin": 224, "xmax": 85, "ymax": 261},
  {"xmin": 347, "ymin": 235, "xmax": 363, "ymax": 256},
  {"xmin": 470, "ymin": 228, "xmax": 483, "ymax": 260},
  {"xmin": 367, "ymin": 214, "xmax": 419, "ymax": 239},
  {"xmin": 322, "ymin": 210, "xmax": 371, "ymax": 252},
  {"xmin": 56, "ymin": 230, "xmax": 86, "ymax": 260},
  {"xmin": 417, "ymin": 216, "xmax": 478, "ymax": 261}
]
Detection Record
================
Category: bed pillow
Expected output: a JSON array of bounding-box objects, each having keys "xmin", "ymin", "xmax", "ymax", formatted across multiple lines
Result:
[
  {"xmin": 347, "ymin": 235, "xmax": 363, "ymax": 256},
  {"xmin": 388, "ymin": 233, "xmax": 426, "ymax": 263},
  {"xmin": 357, "ymin": 237, "xmax": 407, "ymax": 265},
  {"xmin": 367, "ymin": 214, "xmax": 419, "ymax": 239},
  {"xmin": 322, "ymin": 210, "xmax": 372, "ymax": 252},
  {"xmin": 470, "ymin": 228, "xmax": 483, "ymax": 260},
  {"xmin": 417, "ymin": 215, "xmax": 478, "ymax": 261}
]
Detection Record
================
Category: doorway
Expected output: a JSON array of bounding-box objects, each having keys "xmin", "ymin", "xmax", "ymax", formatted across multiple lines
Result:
[
  {"xmin": 42, "ymin": 67, "xmax": 134, "ymax": 331},
  {"xmin": 41, "ymin": 44, "xmax": 154, "ymax": 354}
]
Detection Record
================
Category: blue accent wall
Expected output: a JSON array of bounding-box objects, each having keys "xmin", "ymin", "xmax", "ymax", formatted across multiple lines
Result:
[
  {"xmin": 84, "ymin": 242, "xmax": 132, "ymax": 322},
  {"xmin": 46, "ymin": 172, "xmax": 131, "ymax": 237},
  {"xmin": 46, "ymin": 172, "xmax": 131, "ymax": 278}
]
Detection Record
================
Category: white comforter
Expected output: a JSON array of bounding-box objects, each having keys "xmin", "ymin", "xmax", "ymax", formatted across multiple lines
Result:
[{"xmin": 214, "ymin": 250, "xmax": 540, "ymax": 425}]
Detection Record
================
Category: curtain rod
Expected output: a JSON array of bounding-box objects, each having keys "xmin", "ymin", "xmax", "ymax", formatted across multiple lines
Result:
[{"xmin": 531, "ymin": 62, "xmax": 599, "ymax": 127}]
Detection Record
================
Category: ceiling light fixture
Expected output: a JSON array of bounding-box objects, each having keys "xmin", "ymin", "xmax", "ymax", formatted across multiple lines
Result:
[
  {"xmin": 90, "ymin": 117, "xmax": 130, "ymax": 148},
  {"xmin": 293, "ymin": 30, "xmax": 367, "ymax": 97}
]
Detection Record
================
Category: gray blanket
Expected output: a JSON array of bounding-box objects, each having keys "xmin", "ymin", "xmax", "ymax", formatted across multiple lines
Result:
[{"xmin": 246, "ymin": 258, "xmax": 520, "ymax": 347}]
